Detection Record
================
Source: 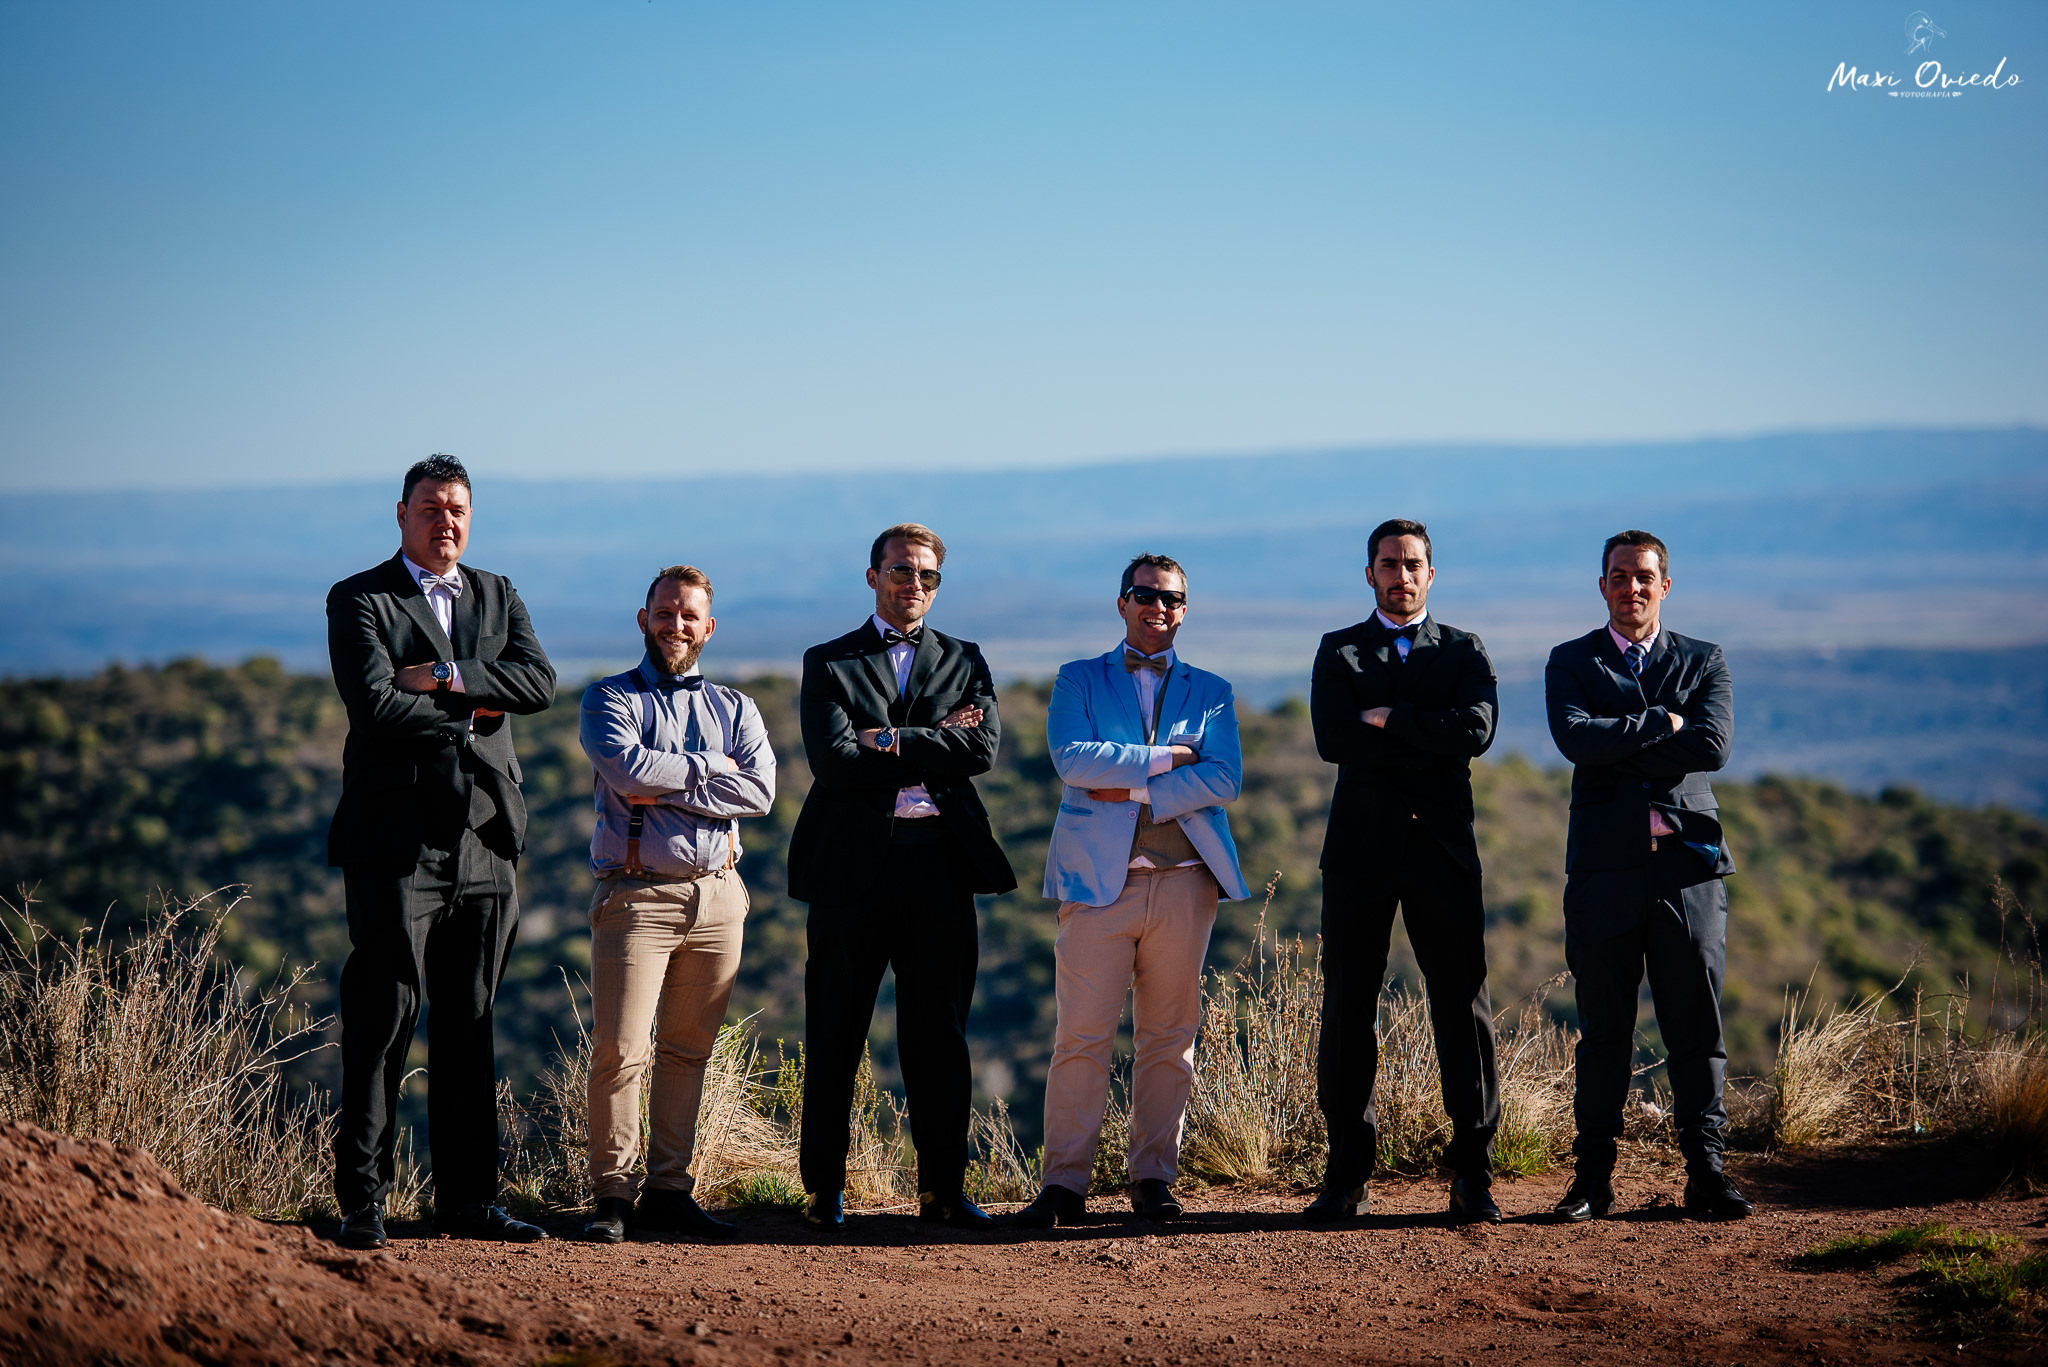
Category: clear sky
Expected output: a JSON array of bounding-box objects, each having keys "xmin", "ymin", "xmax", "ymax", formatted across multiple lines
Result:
[{"xmin": 1, "ymin": 1, "xmax": 2041, "ymax": 490}]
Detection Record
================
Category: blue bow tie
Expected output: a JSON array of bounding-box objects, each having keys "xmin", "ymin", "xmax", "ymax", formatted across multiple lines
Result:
[{"xmin": 656, "ymin": 674, "xmax": 706, "ymax": 691}]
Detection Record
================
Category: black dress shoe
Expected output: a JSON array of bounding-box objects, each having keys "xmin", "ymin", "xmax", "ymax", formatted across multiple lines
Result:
[
  {"xmin": 1012, "ymin": 1184, "xmax": 1087, "ymax": 1230},
  {"xmin": 637, "ymin": 1187, "xmax": 737, "ymax": 1238},
  {"xmin": 1302, "ymin": 1182, "xmax": 1370, "ymax": 1222},
  {"xmin": 582, "ymin": 1196, "xmax": 633, "ymax": 1244},
  {"xmin": 338, "ymin": 1203, "xmax": 387, "ymax": 1250},
  {"xmin": 1447, "ymin": 1177, "xmax": 1503, "ymax": 1225},
  {"xmin": 1552, "ymin": 1174, "xmax": 1617, "ymax": 1223},
  {"xmin": 1129, "ymin": 1179, "xmax": 1183, "ymax": 1222},
  {"xmin": 919, "ymin": 1193, "xmax": 996, "ymax": 1229},
  {"xmin": 1683, "ymin": 1172, "xmax": 1753, "ymax": 1220},
  {"xmin": 435, "ymin": 1203, "xmax": 547, "ymax": 1242},
  {"xmin": 802, "ymin": 1191, "xmax": 846, "ymax": 1232}
]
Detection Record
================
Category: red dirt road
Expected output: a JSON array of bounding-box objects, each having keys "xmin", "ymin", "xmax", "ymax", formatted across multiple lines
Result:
[{"xmin": 3, "ymin": 1120, "xmax": 2042, "ymax": 1366}]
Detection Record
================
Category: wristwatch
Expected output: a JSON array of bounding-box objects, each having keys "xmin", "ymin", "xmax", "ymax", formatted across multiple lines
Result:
[
  {"xmin": 431, "ymin": 661, "xmax": 453, "ymax": 693},
  {"xmin": 872, "ymin": 727, "xmax": 896, "ymax": 752}
]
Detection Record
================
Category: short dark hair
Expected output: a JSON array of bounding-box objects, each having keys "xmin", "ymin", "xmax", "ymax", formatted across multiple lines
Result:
[
  {"xmin": 1366, "ymin": 518, "xmax": 1431, "ymax": 567},
  {"xmin": 1602, "ymin": 530, "xmax": 1670, "ymax": 578},
  {"xmin": 1120, "ymin": 553, "xmax": 1187, "ymax": 596},
  {"xmin": 646, "ymin": 564, "xmax": 714, "ymax": 608},
  {"xmin": 402, "ymin": 454, "xmax": 470, "ymax": 504},
  {"xmin": 869, "ymin": 522, "xmax": 947, "ymax": 571}
]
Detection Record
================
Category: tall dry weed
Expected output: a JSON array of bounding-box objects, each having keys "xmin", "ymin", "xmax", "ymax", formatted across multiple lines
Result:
[{"xmin": 0, "ymin": 888, "xmax": 336, "ymax": 1218}]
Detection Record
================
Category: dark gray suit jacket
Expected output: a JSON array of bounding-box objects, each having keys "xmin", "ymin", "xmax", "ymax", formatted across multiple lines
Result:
[
  {"xmin": 325, "ymin": 553, "xmax": 555, "ymax": 866},
  {"xmin": 1544, "ymin": 624, "xmax": 1735, "ymax": 888}
]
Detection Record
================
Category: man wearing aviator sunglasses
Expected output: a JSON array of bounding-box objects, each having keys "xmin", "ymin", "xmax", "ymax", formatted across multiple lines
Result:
[
  {"xmin": 785, "ymin": 522, "xmax": 1017, "ymax": 1234},
  {"xmin": 1017, "ymin": 553, "xmax": 1248, "ymax": 1229}
]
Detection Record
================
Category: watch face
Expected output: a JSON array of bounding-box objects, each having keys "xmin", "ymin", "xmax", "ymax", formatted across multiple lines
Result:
[{"xmin": 432, "ymin": 662, "xmax": 452, "ymax": 682}]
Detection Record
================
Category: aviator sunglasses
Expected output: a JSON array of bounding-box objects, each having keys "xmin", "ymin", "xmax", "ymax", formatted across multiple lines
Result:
[
  {"xmin": 1123, "ymin": 586, "xmax": 1187, "ymax": 609},
  {"xmin": 883, "ymin": 564, "xmax": 944, "ymax": 590}
]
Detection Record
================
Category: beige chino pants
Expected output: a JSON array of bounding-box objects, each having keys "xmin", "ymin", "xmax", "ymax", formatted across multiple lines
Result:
[
  {"xmin": 587, "ymin": 868, "xmax": 747, "ymax": 1201},
  {"xmin": 1041, "ymin": 865, "xmax": 1219, "ymax": 1193}
]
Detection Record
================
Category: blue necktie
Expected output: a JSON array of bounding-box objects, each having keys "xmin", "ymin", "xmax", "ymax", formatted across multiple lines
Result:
[{"xmin": 1625, "ymin": 643, "xmax": 1648, "ymax": 677}]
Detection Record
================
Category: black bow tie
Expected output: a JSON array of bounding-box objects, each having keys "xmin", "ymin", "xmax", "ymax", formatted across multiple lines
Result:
[
  {"xmin": 655, "ymin": 674, "xmax": 706, "ymax": 691},
  {"xmin": 1390, "ymin": 623, "xmax": 1420, "ymax": 641},
  {"xmin": 881, "ymin": 627, "xmax": 923, "ymax": 648}
]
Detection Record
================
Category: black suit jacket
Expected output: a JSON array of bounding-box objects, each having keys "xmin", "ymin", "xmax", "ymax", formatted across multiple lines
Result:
[
  {"xmin": 1311, "ymin": 615, "xmax": 1498, "ymax": 875},
  {"xmin": 1544, "ymin": 624, "xmax": 1736, "ymax": 883},
  {"xmin": 326, "ymin": 553, "xmax": 556, "ymax": 866},
  {"xmin": 787, "ymin": 619, "xmax": 1017, "ymax": 903}
]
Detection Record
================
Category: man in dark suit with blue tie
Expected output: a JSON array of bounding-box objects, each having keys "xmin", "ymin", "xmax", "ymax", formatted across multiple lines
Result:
[
  {"xmin": 1304, "ymin": 519, "xmax": 1503, "ymax": 1225},
  {"xmin": 1545, "ymin": 530, "xmax": 1751, "ymax": 1222}
]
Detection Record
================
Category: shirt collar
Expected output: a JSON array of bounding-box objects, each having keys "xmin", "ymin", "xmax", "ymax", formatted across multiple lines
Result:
[
  {"xmin": 636, "ymin": 652, "xmax": 703, "ymax": 688},
  {"xmin": 1119, "ymin": 642, "xmax": 1175, "ymax": 667},
  {"xmin": 401, "ymin": 554, "xmax": 459, "ymax": 589},
  {"xmin": 1607, "ymin": 622, "xmax": 1657, "ymax": 656},
  {"xmin": 872, "ymin": 613, "xmax": 926, "ymax": 644},
  {"xmin": 1374, "ymin": 608, "xmax": 1428, "ymax": 633}
]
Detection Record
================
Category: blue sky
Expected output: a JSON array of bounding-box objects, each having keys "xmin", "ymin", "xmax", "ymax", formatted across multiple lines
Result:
[{"xmin": 1, "ymin": 1, "xmax": 2042, "ymax": 489}]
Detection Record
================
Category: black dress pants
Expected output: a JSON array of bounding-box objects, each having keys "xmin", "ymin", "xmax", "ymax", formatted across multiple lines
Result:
[
  {"xmin": 336, "ymin": 830, "xmax": 519, "ymax": 1213},
  {"xmin": 1564, "ymin": 847, "xmax": 1729, "ymax": 1177},
  {"xmin": 800, "ymin": 835, "xmax": 979, "ymax": 1199},
  {"xmin": 1317, "ymin": 837, "xmax": 1501, "ymax": 1186}
]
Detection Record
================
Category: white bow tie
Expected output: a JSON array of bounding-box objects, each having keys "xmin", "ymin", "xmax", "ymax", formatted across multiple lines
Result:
[{"xmin": 418, "ymin": 572, "xmax": 464, "ymax": 598}]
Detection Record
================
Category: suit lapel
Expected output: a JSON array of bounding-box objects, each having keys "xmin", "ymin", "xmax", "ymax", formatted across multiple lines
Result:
[
  {"xmin": 1102, "ymin": 650, "xmax": 1147, "ymax": 741},
  {"xmin": 450, "ymin": 565, "xmax": 481, "ymax": 660},
  {"xmin": 389, "ymin": 555, "xmax": 456, "ymax": 659},
  {"xmin": 856, "ymin": 620, "xmax": 897, "ymax": 704},
  {"xmin": 1593, "ymin": 625, "xmax": 1647, "ymax": 707},
  {"xmin": 1155, "ymin": 659, "xmax": 1192, "ymax": 742},
  {"xmin": 904, "ymin": 625, "xmax": 941, "ymax": 704},
  {"xmin": 1635, "ymin": 624, "xmax": 1677, "ymax": 701}
]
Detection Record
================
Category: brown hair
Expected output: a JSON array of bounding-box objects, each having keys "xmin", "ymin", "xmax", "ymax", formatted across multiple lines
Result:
[
  {"xmin": 645, "ymin": 564, "xmax": 715, "ymax": 608},
  {"xmin": 869, "ymin": 523, "xmax": 947, "ymax": 571},
  {"xmin": 1120, "ymin": 553, "xmax": 1187, "ymax": 596},
  {"xmin": 402, "ymin": 453, "xmax": 469, "ymax": 504},
  {"xmin": 1601, "ymin": 530, "xmax": 1670, "ymax": 578},
  {"xmin": 1366, "ymin": 518, "xmax": 1431, "ymax": 566}
]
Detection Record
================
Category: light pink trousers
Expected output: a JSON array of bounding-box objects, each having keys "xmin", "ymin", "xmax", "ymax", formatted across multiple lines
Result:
[
  {"xmin": 586, "ymin": 869, "xmax": 747, "ymax": 1200},
  {"xmin": 1040, "ymin": 865, "xmax": 1219, "ymax": 1192}
]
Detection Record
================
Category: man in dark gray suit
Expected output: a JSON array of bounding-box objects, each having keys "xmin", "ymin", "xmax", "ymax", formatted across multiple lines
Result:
[
  {"xmin": 326, "ymin": 454, "xmax": 556, "ymax": 1249},
  {"xmin": 1545, "ymin": 529, "xmax": 1750, "ymax": 1222}
]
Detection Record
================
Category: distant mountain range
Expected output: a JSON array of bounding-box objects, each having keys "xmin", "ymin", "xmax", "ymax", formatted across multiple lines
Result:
[{"xmin": 4, "ymin": 427, "xmax": 2045, "ymax": 807}]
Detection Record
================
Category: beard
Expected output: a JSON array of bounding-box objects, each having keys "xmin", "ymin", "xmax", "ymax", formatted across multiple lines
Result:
[{"xmin": 645, "ymin": 631, "xmax": 703, "ymax": 676}]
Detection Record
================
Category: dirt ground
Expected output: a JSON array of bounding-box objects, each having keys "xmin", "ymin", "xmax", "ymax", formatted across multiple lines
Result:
[{"xmin": 4, "ymin": 1119, "xmax": 2045, "ymax": 1367}]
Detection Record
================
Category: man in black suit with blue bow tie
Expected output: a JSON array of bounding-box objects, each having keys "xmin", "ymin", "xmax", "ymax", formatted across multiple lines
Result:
[
  {"xmin": 1304, "ymin": 519, "xmax": 1503, "ymax": 1226},
  {"xmin": 1545, "ymin": 530, "xmax": 1751, "ymax": 1222}
]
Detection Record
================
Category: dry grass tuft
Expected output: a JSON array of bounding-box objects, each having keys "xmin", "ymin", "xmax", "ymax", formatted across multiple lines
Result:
[
  {"xmin": 0, "ymin": 888, "xmax": 335, "ymax": 1218},
  {"xmin": 1769, "ymin": 985, "xmax": 1892, "ymax": 1149},
  {"xmin": 1974, "ymin": 1035, "xmax": 2048, "ymax": 1193}
]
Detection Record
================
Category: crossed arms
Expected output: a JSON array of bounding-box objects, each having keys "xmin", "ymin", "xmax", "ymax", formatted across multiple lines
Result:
[{"xmin": 579, "ymin": 683, "xmax": 776, "ymax": 820}]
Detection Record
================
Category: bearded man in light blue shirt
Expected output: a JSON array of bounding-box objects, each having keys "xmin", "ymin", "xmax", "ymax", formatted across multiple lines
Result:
[
  {"xmin": 575, "ymin": 564, "xmax": 776, "ymax": 1244},
  {"xmin": 1015, "ymin": 553, "xmax": 1248, "ymax": 1228}
]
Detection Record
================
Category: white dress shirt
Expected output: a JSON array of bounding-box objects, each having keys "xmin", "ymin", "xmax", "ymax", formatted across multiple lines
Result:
[
  {"xmin": 401, "ymin": 555, "xmax": 464, "ymax": 692},
  {"xmin": 874, "ymin": 614, "xmax": 940, "ymax": 819},
  {"xmin": 1375, "ymin": 607, "xmax": 1428, "ymax": 659},
  {"xmin": 1607, "ymin": 622, "xmax": 1676, "ymax": 838}
]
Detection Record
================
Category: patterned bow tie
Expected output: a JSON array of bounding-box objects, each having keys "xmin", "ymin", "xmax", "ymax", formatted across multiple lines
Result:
[
  {"xmin": 881, "ymin": 627, "xmax": 923, "ymax": 648},
  {"xmin": 1624, "ymin": 642, "xmax": 1648, "ymax": 677},
  {"xmin": 1124, "ymin": 649, "xmax": 1170, "ymax": 676},
  {"xmin": 417, "ymin": 572, "xmax": 464, "ymax": 598},
  {"xmin": 655, "ymin": 673, "xmax": 706, "ymax": 691}
]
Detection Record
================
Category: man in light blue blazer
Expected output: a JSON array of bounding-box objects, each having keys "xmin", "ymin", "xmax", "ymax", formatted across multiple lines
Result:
[{"xmin": 1013, "ymin": 553, "xmax": 1248, "ymax": 1228}]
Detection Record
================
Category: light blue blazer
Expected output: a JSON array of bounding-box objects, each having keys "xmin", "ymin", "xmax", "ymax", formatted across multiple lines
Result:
[{"xmin": 1043, "ymin": 648, "xmax": 1250, "ymax": 907}]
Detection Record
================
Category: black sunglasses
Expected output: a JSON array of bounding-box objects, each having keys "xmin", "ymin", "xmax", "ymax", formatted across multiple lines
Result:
[
  {"xmin": 883, "ymin": 564, "xmax": 943, "ymax": 590},
  {"xmin": 1123, "ymin": 586, "xmax": 1187, "ymax": 609}
]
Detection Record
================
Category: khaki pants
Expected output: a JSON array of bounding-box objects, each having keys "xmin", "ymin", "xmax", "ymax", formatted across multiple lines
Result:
[
  {"xmin": 587, "ymin": 868, "xmax": 747, "ymax": 1201},
  {"xmin": 1041, "ymin": 865, "xmax": 1219, "ymax": 1192}
]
